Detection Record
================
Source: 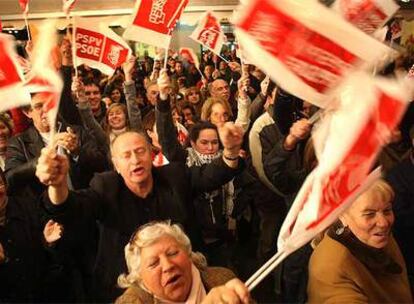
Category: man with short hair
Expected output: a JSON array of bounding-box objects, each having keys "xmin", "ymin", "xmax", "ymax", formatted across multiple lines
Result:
[
  {"xmin": 36, "ymin": 122, "xmax": 244, "ymax": 302},
  {"xmin": 5, "ymin": 92, "xmax": 107, "ymax": 198},
  {"xmin": 83, "ymin": 80, "xmax": 106, "ymax": 125}
]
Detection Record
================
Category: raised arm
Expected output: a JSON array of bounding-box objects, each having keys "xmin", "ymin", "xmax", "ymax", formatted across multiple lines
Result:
[
  {"xmin": 235, "ymin": 66, "xmax": 251, "ymax": 132},
  {"xmin": 155, "ymin": 69, "xmax": 188, "ymax": 162},
  {"xmin": 190, "ymin": 122, "xmax": 244, "ymax": 193},
  {"xmin": 123, "ymin": 56, "xmax": 143, "ymax": 131}
]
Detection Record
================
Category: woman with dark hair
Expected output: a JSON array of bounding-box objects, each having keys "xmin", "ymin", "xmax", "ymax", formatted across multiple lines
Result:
[
  {"xmin": 107, "ymin": 86, "xmax": 126, "ymax": 104},
  {"xmin": 156, "ymin": 73, "xmax": 257, "ymax": 268}
]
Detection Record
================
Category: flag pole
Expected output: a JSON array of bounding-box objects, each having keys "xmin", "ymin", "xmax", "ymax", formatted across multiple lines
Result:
[
  {"xmin": 71, "ymin": 16, "xmax": 78, "ymax": 78},
  {"xmin": 24, "ymin": 15, "xmax": 31, "ymax": 41},
  {"xmin": 245, "ymin": 250, "xmax": 283, "ymax": 287},
  {"xmin": 196, "ymin": 67, "xmax": 205, "ymax": 81},
  {"xmin": 246, "ymin": 250, "xmax": 288, "ymax": 291}
]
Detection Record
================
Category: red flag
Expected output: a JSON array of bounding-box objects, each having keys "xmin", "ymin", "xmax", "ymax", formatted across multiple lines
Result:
[
  {"xmin": 189, "ymin": 11, "xmax": 225, "ymax": 55},
  {"xmin": 23, "ymin": 21, "xmax": 63, "ymax": 136},
  {"xmin": 332, "ymin": 0, "xmax": 399, "ymax": 35},
  {"xmin": 18, "ymin": 0, "xmax": 29, "ymax": 15},
  {"xmin": 245, "ymin": 72, "xmax": 413, "ymax": 291},
  {"xmin": 123, "ymin": 0, "xmax": 188, "ymax": 48},
  {"xmin": 278, "ymin": 72, "xmax": 412, "ymax": 254},
  {"xmin": 179, "ymin": 47, "xmax": 200, "ymax": 69},
  {"xmin": 233, "ymin": 0, "xmax": 396, "ymax": 108},
  {"xmin": 0, "ymin": 17, "xmax": 3, "ymax": 32},
  {"xmin": 75, "ymin": 18, "xmax": 132, "ymax": 76},
  {"xmin": 0, "ymin": 33, "xmax": 31, "ymax": 112},
  {"xmin": 63, "ymin": 0, "xmax": 78, "ymax": 15},
  {"xmin": 152, "ymin": 151, "xmax": 170, "ymax": 167},
  {"xmin": 390, "ymin": 19, "xmax": 402, "ymax": 41}
]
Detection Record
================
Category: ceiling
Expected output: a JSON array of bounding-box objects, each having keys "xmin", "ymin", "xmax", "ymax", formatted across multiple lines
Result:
[{"xmin": 0, "ymin": 0, "xmax": 239, "ymax": 16}]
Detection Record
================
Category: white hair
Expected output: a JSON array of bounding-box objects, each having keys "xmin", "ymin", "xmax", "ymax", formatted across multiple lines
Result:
[{"xmin": 117, "ymin": 221, "xmax": 207, "ymax": 289}]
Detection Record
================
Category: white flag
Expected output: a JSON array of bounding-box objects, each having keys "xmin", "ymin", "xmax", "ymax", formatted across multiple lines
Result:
[
  {"xmin": 189, "ymin": 11, "xmax": 225, "ymax": 55},
  {"xmin": 233, "ymin": 0, "xmax": 396, "ymax": 108}
]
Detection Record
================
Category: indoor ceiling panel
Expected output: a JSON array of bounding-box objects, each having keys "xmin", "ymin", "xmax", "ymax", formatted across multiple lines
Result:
[{"xmin": 0, "ymin": 0, "xmax": 239, "ymax": 15}]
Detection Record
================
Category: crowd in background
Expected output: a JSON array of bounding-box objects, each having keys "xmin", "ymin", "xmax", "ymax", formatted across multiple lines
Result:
[{"xmin": 0, "ymin": 34, "xmax": 413, "ymax": 303}]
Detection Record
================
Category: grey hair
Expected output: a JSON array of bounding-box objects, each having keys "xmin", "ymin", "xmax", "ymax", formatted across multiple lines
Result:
[{"xmin": 117, "ymin": 221, "xmax": 207, "ymax": 289}]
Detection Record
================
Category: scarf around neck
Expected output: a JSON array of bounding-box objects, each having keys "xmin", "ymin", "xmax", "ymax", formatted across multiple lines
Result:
[{"xmin": 186, "ymin": 148, "xmax": 235, "ymax": 218}]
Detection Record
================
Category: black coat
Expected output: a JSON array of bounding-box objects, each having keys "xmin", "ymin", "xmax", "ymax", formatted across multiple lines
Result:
[
  {"xmin": 5, "ymin": 123, "xmax": 108, "ymax": 198},
  {"xmin": 0, "ymin": 193, "xmax": 86, "ymax": 303},
  {"xmin": 42, "ymin": 159, "xmax": 242, "ymax": 302}
]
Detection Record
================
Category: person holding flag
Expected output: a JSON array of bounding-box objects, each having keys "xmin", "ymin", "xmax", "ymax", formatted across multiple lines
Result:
[{"xmin": 307, "ymin": 179, "xmax": 413, "ymax": 303}]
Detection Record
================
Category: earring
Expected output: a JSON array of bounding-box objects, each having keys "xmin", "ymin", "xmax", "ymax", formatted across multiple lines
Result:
[{"xmin": 335, "ymin": 225, "xmax": 346, "ymax": 236}]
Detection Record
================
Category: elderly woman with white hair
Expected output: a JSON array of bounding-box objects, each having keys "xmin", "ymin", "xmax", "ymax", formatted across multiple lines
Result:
[{"xmin": 116, "ymin": 221, "xmax": 252, "ymax": 304}]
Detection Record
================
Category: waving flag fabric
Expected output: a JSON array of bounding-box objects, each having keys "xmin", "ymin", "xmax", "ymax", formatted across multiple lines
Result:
[
  {"xmin": 18, "ymin": 0, "xmax": 29, "ymax": 16},
  {"xmin": 75, "ymin": 18, "xmax": 132, "ymax": 76},
  {"xmin": 123, "ymin": 0, "xmax": 188, "ymax": 48},
  {"xmin": 0, "ymin": 34, "xmax": 30, "ymax": 111},
  {"xmin": 63, "ymin": 0, "xmax": 78, "ymax": 15},
  {"xmin": 332, "ymin": 0, "xmax": 399, "ymax": 34},
  {"xmin": 233, "ymin": 0, "xmax": 396, "ymax": 108},
  {"xmin": 189, "ymin": 11, "xmax": 225, "ymax": 55},
  {"xmin": 179, "ymin": 47, "xmax": 200, "ymax": 69}
]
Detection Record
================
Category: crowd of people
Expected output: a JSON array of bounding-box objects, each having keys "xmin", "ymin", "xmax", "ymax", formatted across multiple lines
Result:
[{"xmin": 0, "ymin": 33, "xmax": 413, "ymax": 303}]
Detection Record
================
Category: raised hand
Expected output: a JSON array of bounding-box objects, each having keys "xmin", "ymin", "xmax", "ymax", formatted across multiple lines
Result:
[
  {"xmin": 284, "ymin": 118, "xmax": 312, "ymax": 150},
  {"xmin": 228, "ymin": 61, "xmax": 241, "ymax": 73},
  {"xmin": 237, "ymin": 74, "xmax": 250, "ymax": 100},
  {"xmin": 71, "ymin": 76, "xmax": 86, "ymax": 102},
  {"xmin": 122, "ymin": 55, "xmax": 136, "ymax": 82},
  {"xmin": 219, "ymin": 122, "xmax": 244, "ymax": 160},
  {"xmin": 35, "ymin": 147, "xmax": 69, "ymax": 187},
  {"xmin": 60, "ymin": 38, "xmax": 73, "ymax": 66},
  {"xmin": 53, "ymin": 127, "xmax": 79, "ymax": 156},
  {"xmin": 43, "ymin": 220, "xmax": 63, "ymax": 245},
  {"xmin": 157, "ymin": 68, "xmax": 172, "ymax": 100}
]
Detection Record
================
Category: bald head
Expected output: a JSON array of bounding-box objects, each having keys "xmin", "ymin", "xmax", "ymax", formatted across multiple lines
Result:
[
  {"xmin": 210, "ymin": 79, "xmax": 230, "ymax": 102},
  {"xmin": 110, "ymin": 131, "xmax": 150, "ymax": 157}
]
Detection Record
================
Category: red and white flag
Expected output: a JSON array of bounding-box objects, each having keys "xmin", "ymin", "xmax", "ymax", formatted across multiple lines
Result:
[
  {"xmin": 0, "ymin": 34, "xmax": 31, "ymax": 112},
  {"xmin": 152, "ymin": 151, "xmax": 170, "ymax": 167},
  {"xmin": 75, "ymin": 18, "xmax": 132, "ymax": 76},
  {"xmin": 233, "ymin": 0, "xmax": 396, "ymax": 108},
  {"xmin": 332, "ymin": 0, "xmax": 399, "ymax": 35},
  {"xmin": 189, "ymin": 11, "xmax": 225, "ymax": 55},
  {"xmin": 123, "ymin": 0, "xmax": 188, "ymax": 48},
  {"xmin": 63, "ymin": 0, "xmax": 78, "ymax": 15},
  {"xmin": 390, "ymin": 18, "xmax": 402, "ymax": 41},
  {"xmin": 18, "ymin": 0, "xmax": 29, "ymax": 16},
  {"xmin": 277, "ymin": 71, "xmax": 412, "ymax": 255},
  {"xmin": 24, "ymin": 21, "xmax": 63, "ymax": 136},
  {"xmin": 245, "ymin": 71, "xmax": 413, "ymax": 291},
  {"xmin": 179, "ymin": 47, "xmax": 200, "ymax": 69},
  {"xmin": 234, "ymin": 34, "xmax": 251, "ymax": 65}
]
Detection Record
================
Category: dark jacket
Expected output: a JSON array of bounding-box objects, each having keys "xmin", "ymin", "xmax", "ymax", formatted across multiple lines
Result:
[
  {"xmin": 156, "ymin": 98, "xmax": 256, "ymax": 241},
  {"xmin": 386, "ymin": 154, "xmax": 414, "ymax": 283},
  {"xmin": 5, "ymin": 123, "xmax": 108, "ymax": 198},
  {"xmin": 0, "ymin": 193, "xmax": 85, "ymax": 303},
  {"xmin": 42, "ymin": 158, "xmax": 243, "ymax": 302}
]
